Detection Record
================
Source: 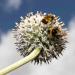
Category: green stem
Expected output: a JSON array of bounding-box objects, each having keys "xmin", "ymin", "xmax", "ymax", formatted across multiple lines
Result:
[{"xmin": 0, "ymin": 48, "xmax": 41, "ymax": 75}]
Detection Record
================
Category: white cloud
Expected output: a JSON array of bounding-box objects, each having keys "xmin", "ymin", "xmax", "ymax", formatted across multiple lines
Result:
[
  {"xmin": 7, "ymin": 0, "xmax": 22, "ymax": 10},
  {"xmin": 0, "ymin": 18, "xmax": 75, "ymax": 75},
  {"xmin": 1, "ymin": 0, "xmax": 22, "ymax": 12},
  {"xmin": 0, "ymin": 31, "xmax": 22, "ymax": 69}
]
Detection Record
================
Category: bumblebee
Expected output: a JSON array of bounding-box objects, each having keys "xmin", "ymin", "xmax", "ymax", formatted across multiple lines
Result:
[
  {"xmin": 47, "ymin": 26, "xmax": 62, "ymax": 38},
  {"xmin": 41, "ymin": 14, "xmax": 54, "ymax": 24}
]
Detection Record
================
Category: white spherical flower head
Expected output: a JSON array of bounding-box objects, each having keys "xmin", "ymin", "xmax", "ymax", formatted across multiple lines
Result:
[{"xmin": 13, "ymin": 11, "xmax": 67, "ymax": 64}]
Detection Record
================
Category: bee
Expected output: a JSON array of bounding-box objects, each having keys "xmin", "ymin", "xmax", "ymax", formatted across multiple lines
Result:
[
  {"xmin": 41, "ymin": 14, "xmax": 54, "ymax": 24},
  {"xmin": 47, "ymin": 26, "xmax": 54, "ymax": 38},
  {"xmin": 47, "ymin": 26, "xmax": 62, "ymax": 38}
]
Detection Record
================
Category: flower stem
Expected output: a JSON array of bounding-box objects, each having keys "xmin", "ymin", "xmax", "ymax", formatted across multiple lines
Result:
[{"xmin": 0, "ymin": 48, "xmax": 41, "ymax": 75}]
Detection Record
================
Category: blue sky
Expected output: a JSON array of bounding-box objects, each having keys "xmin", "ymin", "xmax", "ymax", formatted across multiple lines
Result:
[{"xmin": 0, "ymin": 0, "xmax": 75, "ymax": 33}]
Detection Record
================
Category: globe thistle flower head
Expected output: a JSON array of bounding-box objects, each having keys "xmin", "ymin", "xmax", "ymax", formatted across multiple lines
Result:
[{"xmin": 13, "ymin": 11, "xmax": 67, "ymax": 64}]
